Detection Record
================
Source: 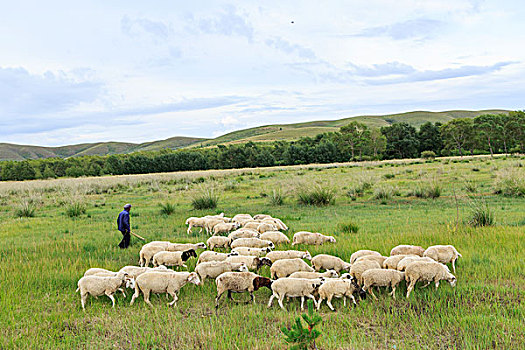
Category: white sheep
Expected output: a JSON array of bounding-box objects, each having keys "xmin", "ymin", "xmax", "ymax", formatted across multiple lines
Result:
[
  {"xmin": 405, "ymin": 261, "xmax": 457, "ymax": 298},
  {"xmin": 228, "ymin": 228, "xmax": 260, "ymax": 240},
  {"xmin": 270, "ymin": 258, "xmax": 314, "ymax": 279},
  {"xmin": 423, "ymin": 245, "xmax": 462, "ymax": 273},
  {"xmin": 382, "ymin": 255, "xmax": 415, "ymax": 270},
  {"xmin": 390, "ymin": 244, "xmax": 425, "ymax": 257},
  {"xmin": 311, "ymin": 254, "xmax": 351, "ymax": 273},
  {"xmin": 225, "ymin": 255, "xmax": 272, "ymax": 271},
  {"xmin": 261, "ymin": 218, "xmax": 288, "ymax": 231},
  {"xmin": 257, "ymin": 223, "xmax": 278, "ymax": 233},
  {"xmin": 206, "ymin": 236, "xmax": 232, "ymax": 250},
  {"xmin": 185, "ymin": 217, "xmax": 206, "ymax": 234},
  {"xmin": 266, "ymin": 250, "xmax": 312, "ymax": 263},
  {"xmin": 361, "ymin": 269, "xmax": 406, "ymax": 300},
  {"xmin": 139, "ymin": 242, "xmax": 206, "ymax": 267},
  {"xmin": 118, "ymin": 265, "xmax": 168, "ymax": 279},
  {"xmin": 354, "ymin": 255, "xmax": 388, "ymax": 267},
  {"xmin": 232, "ymin": 213, "xmax": 253, "ymax": 223},
  {"xmin": 289, "ymin": 270, "xmax": 338, "ymax": 279},
  {"xmin": 259, "ymin": 231, "xmax": 290, "ymax": 245},
  {"xmin": 195, "ymin": 261, "xmax": 249, "ymax": 283},
  {"xmin": 204, "ymin": 218, "xmax": 226, "ymax": 235},
  {"xmin": 130, "ymin": 271, "xmax": 200, "ymax": 307},
  {"xmin": 253, "ymin": 214, "xmax": 272, "ymax": 220},
  {"xmin": 76, "ymin": 271, "xmax": 132, "ymax": 310},
  {"xmin": 317, "ymin": 276, "xmax": 361, "ymax": 310},
  {"xmin": 292, "ymin": 231, "xmax": 336, "ymax": 246},
  {"xmin": 215, "ymin": 271, "xmax": 273, "ymax": 307},
  {"xmin": 82, "ymin": 268, "xmax": 129, "ymax": 298},
  {"xmin": 349, "ymin": 250, "xmax": 382, "ymax": 264},
  {"xmin": 230, "ymin": 238, "xmax": 275, "ymax": 250},
  {"xmin": 168, "ymin": 242, "xmax": 207, "ymax": 252},
  {"xmin": 349, "ymin": 260, "xmax": 382, "ymax": 286},
  {"xmin": 267, "ymin": 278, "xmax": 324, "ymax": 310},
  {"xmin": 397, "ymin": 256, "xmax": 435, "ymax": 271},
  {"xmin": 213, "ymin": 222, "xmax": 240, "ymax": 236},
  {"xmin": 197, "ymin": 251, "xmax": 238, "ymax": 264},
  {"xmin": 231, "ymin": 247, "xmax": 271, "ymax": 257},
  {"xmin": 152, "ymin": 249, "xmax": 197, "ymax": 268}
]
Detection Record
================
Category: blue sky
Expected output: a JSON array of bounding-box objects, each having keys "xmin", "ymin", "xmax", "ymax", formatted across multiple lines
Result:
[{"xmin": 0, "ymin": 0, "xmax": 524, "ymax": 146}]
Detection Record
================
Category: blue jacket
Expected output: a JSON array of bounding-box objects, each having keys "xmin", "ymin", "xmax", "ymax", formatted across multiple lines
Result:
[{"xmin": 117, "ymin": 210, "xmax": 130, "ymax": 233}]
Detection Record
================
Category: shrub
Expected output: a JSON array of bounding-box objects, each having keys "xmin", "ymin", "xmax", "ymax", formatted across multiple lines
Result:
[
  {"xmin": 191, "ymin": 188, "xmax": 219, "ymax": 210},
  {"xmin": 494, "ymin": 168, "xmax": 525, "ymax": 197},
  {"xmin": 373, "ymin": 185, "xmax": 395, "ymax": 200},
  {"xmin": 383, "ymin": 173, "xmax": 395, "ymax": 179},
  {"xmin": 468, "ymin": 198, "xmax": 495, "ymax": 227},
  {"xmin": 421, "ymin": 150, "xmax": 436, "ymax": 159},
  {"xmin": 338, "ymin": 221, "xmax": 359, "ymax": 234},
  {"xmin": 409, "ymin": 181, "xmax": 441, "ymax": 199},
  {"xmin": 159, "ymin": 202, "xmax": 176, "ymax": 215},
  {"xmin": 65, "ymin": 202, "xmax": 87, "ymax": 217},
  {"xmin": 281, "ymin": 300, "xmax": 322, "ymax": 350},
  {"xmin": 15, "ymin": 200, "xmax": 36, "ymax": 218},
  {"xmin": 297, "ymin": 185, "xmax": 335, "ymax": 206},
  {"xmin": 269, "ymin": 189, "xmax": 284, "ymax": 206}
]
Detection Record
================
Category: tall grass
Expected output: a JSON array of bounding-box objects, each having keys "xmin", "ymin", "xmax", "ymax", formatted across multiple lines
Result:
[
  {"xmin": 409, "ymin": 180, "xmax": 441, "ymax": 199},
  {"xmin": 373, "ymin": 184, "xmax": 396, "ymax": 200},
  {"xmin": 159, "ymin": 202, "xmax": 176, "ymax": 215},
  {"xmin": 338, "ymin": 221, "xmax": 359, "ymax": 234},
  {"xmin": 297, "ymin": 184, "xmax": 335, "ymax": 206},
  {"xmin": 268, "ymin": 189, "xmax": 285, "ymax": 206},
  {"xmin": 467, "ymin": 198, "xmax": 495, "ymax": 227},
  {"xmin": 65, "ymin": 201, "xmax": 87, "ymax": 217},
  {"xmin": 15, "ymin": 199, "xmax": 37, "ymax": 218},
  {"xmin": 494, "ymin": 168, "xmax": 525, "ymax": 197},
  {"xmin": 191, "ymin": 188, "xmax": 219, "ymax": 210}
]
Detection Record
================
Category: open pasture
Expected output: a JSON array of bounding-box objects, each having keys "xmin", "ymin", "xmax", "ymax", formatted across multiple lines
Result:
[{"xmin": 0, "ymin": 155, "xmax": 524, "ymax": 349}]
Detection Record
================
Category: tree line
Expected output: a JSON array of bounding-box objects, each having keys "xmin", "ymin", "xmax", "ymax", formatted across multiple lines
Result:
[{"xmin": 1, "ymin": 112, "xmax": 523, "ymax": 181}]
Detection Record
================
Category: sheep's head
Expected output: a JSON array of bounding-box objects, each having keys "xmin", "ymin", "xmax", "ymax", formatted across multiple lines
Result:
[
  {"xmin": 188, "ymin": 272, "xmax": 201, "ymax": 286},
  {"xmin": 253, "ymin": 276, "xmax": 273, "ymax": 291},
  {"xmin": 238, "ymin": 263, "xmax": 249, "ymax": 272},
  {"xmin": 195, "ymin": 242, "xmax": 207, "ymax": 250},
  {"xmin": 326, "ymin": 270, "xmax": 338, "ymax": 278},
  {"xmin": 303, "ymin": 251, "xmax": 312, "ymax": 260},
  {"xmin": 155, "ymin": 265, "xmax": 168, "ymax": 270},
  {"xmin": 126, "ymin": 277, "xmax": 136, "ymax": 289},
  {"xmin": 328, "ymin": 236, "xmax": 336, "ymax": 243},
  {"xmin": 268, "ymin": 242, "xmax": 275, "ymax": 249},
  {"xmin": 447, "ymin": 274, "xmax": 457, "ymax": 287},
  {"xmin": 259, "ymin": 257, "xmax": 272, "ymax": 267},
  {"xmin": 228, "ymin": 251, "xmax": 239, "ymax": 257},
  {"xmin": 182, "ymin": 249, "xmax": 197, "ymax": 261}
]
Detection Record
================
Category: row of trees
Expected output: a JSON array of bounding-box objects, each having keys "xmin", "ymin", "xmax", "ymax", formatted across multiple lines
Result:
[{"xmin": 0, "ymin": 112, "xmax": 523, "ymax": 181}]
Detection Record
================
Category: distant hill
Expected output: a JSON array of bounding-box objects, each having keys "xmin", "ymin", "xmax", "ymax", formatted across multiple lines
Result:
[
  {"xmin": 0, "ymin": 109, "xmax": 509, "ymax": 160},
  {"xmin": 0, "ymin": 136, "xmax": 207, "ymax": 161}
]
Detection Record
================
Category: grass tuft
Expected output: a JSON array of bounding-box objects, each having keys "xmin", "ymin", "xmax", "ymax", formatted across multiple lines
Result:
[
  {"xmin": 494, "ymin": 168, "xmax": 525, "ymax": 197},
  {"xmin": 15, "ymin": 199, "xmax": 37, "ymax": 218},
  {"xmin": 297, "ymin": 185, "xmax": 335, "ymax": 206},
  {"xmin": 269, "ymin": 189, "xmax": 285, "ymax": 206},
  {"xmin": 159, "ymin": 202, "xmax": 176, "ymax": 215},
  {"xmin": 65, "ymin": 202, "xmax": 86, "ymax": 217},
  {"xmin": 338, "ymin": 221, "xmax": 359, "ymax": 234},
  {"xmin": 191, "ymin": 188, "xmax": 219, "ymax": 210},
  {"xmin": 468, "ymin": 198, "xmax": 495, "ymax": 227}
]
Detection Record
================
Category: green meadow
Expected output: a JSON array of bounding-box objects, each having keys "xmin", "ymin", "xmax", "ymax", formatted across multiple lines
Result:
[{"xmin": 0, "ymin": 155, "xmax": 523, "ymax": 349}]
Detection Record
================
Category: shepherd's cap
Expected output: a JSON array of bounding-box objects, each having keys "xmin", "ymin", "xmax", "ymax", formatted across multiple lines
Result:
[{"xmin": 124, "ymin": 204, "xmax": 132, "ymax": 209}]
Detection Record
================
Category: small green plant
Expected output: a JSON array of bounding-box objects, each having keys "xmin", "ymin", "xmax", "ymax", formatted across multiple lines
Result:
[
  {"xmin": 383, "ymin": 173, "xmax": 395, "ymax": 179},
  {"xmin": 421, "ymin": 150, "xmax": 436, "ymax": 159},
  {"xmin": 297, "ymin": 185, "xmax": 335, "ymax": 206},
  {"xmin": 281, "ymin": 299, "xmax": 322, "ymax": 350},
  {"xmin": 269, "ymin": 189, "xmax": 285, "ymax": 206},
  {"xmin": 338, "ymin": 221, "xmax": 359, "ymax": 234},
  {"xmin": 463, "ymin": 179, "xmax": 477, "ymax": 193},
  {"xmin": 15, "ymin": 199, "xmax": 37, "ymax": 218},
  {"xmin": 159, "ymin": 202, "xmax": 176, "ymax": 215},
  {"xmin": 191, "ymin": 188, "xmax": 219, "ymax": 210},
  {"xmin": 65, "ymin": 202, "xmax": 86, "ymax": 217},
  {"xmin": 468, "ymin": 198, "xmax": 495, "ymax": 227},
  {"xmin": 373, "ymin": 185, "xmax": 395, "ymax": 200}
]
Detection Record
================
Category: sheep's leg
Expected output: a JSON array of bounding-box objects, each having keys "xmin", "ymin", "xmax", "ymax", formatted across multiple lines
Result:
[
  {"xmin": 406, "ymin": 281, "xmax": 415, "ymax": 298},
  {"xmin": 435, "ymin": 280, "xmax": 440, "ymax": 289},
  {"xmin": 215, "ymin": 291, "xmax": 224, "ymax": 308},
  {"xmin": 118, "ymin": 288, "xmax": 126, "ymax": 298},
  {"xmin": 390, "ymin": 287, "xmax": 396, "ymax": 299},
  {"xmin": 81, "ymin": 293, "xmax": 87, "ymax": 310},
  {"xmin": 452, "ymin": 259, "xmax": 456, "ymax": 273},
  {"xmin": 250, "ymin": 292, "xmax": 255, "ymax": 304},
  {"xmin": 316, "ymin": 297, "xmax": 323, "ymax": 310},
  {"xmin": 106, "ymin": 292, "xmax": 116, "ymax": 308},
  {"xmin": 130, "ymin": 286, "xmax": 140, "ymax": 305},
  {"xmin": 144, "ymin": 290, "xmax": 153, "ymax": 307},
  {"xmin": 343, "ymin": 296, "xmax": 346, "ymax": 307},
  {"xmin": 300, "ymin": 296, "xmax": 305, "ymax": 310},
  {"xmin": 368, "ymin": 287, "xmax": 378, "ymax": 300},
  {"xmin": 419, "ymin": 281, "xmax": 431, "ymax": 288},
  {"xmin": 278, "ymin": 295, "xmax": 286, "ymax": 311},
  {"xmin": 198, "ymin": 227, "xmax": 202, "ymax": 233},
  {"xmin": 168, "ymin": 292, "xmax": 178, "ymax": 307},
  {"xmin": 307, "ymin": 294, "xmax": 317, "ymax": 309},
  {"xmin": 350, "ymin": 295, "xmax": 357, "ymax": 307},
  {"xmin": 267, "ymin": 294, "xmax": 276, "ymax": 308},
  {"xmin": 326, "ymin": 296, "xmax": 335, "ymax": 311}
]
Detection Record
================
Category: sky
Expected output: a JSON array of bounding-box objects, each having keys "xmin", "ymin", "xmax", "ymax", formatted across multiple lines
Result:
[{"xmin": 0, "ymin": 0, "xmax": 524, "ymax": 146}]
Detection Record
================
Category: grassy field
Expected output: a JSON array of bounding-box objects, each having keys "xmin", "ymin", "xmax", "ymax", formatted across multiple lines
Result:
[{"xmin": 0, "ymin": 155, "xmax": 523, "ymax": 349}]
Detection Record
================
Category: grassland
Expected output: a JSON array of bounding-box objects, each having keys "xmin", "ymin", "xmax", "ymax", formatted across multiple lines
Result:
[{"xmin": 0, "ymin": 155, "xmax": 523, "ymax": 349}]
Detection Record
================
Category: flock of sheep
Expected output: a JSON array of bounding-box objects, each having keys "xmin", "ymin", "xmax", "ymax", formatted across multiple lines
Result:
[{"xmin": 76, "ymin": 213, "xmax": 461, "ymax": 311}]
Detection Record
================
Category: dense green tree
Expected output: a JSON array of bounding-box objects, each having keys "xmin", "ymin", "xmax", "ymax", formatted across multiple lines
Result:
[
  {"xmin": 417, "ymin": 122, "xmax": 443, "ymax": 156},
  {"xmin": 440, "ymin": 118, "xmax": 474, "ymax": 156},
  {"xmin": 340, "ymin": 122, "xmax": 369, "ymax": 159},
  {"xmin": 381, "ymin": 123, "xmax": 419, "ymax": 159},
  {"xmin": 474, "ymin": 114, "xmax": 501, "ymax": 156}
]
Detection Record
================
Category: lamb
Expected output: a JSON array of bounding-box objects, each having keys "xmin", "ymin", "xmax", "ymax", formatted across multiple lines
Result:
[
  {"xmin": 405, "ymin": 261, "xmax": 457, "ymax": 298},
  {"xmin": 197, "ymin": 251, "xmax": 238, "ymax": 264},
  {"xmin": 118, "ymin": 265, "xmax": 168, "ymax": 279},
  {"xmin": 215, "ymin": 271, "xmax": 273, "ymax": 308},
  {"xmin": 130, "ymin": 271, "xmax": 200, "ymax": 307},
  {"xmin": 76, "ymin": 271, "xmax": 132, "ymax": 310},
  {"xmin": 311, "ymin": 254, "xmax": 351, "ymax": 273},
  {"xmin": 267, "ymin": 278, "xmax": 324, "ymax": 310},
  {"xmin": 225, "ymin": 256, "xmax": 272, "ymax": 271},
  {"xmin": 292, "ymin": 231, "xmax": 336, "ymax": 246},
  {"xmin": 257, "ymin": 223, "xmax": 278, "ymax": 233},
  {"xmin": 317, "ymin": 276, "xmax": 361, "ymax": 310},
  {"xmin": 361, "ymin": 269, "xmax": 406, "ymax": 300},
  {"xmin": 139, "ymin": 242, "xmax": 206, "ymax": 267},
  {"xmin": 397, "ymin": 256, "xmax": 435, "ymax": 271},
  {"xmin": 152, "ymin": 249, "xmax": 197, "ymax": 268},
  {"xmin": 423, "ymin": 245, "xmax": 462, "ymax": 273},
  {"xmin": 204, "ymin": 218, "xmax": 226, "ymax": 235},
  {"xmin": 349, "ymin": 250, "xmax": 382, "ymax": 264},
  {"xmin": 261, "ymin": 218, "xmax": 288, "ymax": 231},
  {"xmin": 206, "ymin": 235, "xmax": 232, "ymax": 250},
  {"xmin": 231, "ymin": 247, "xmax": 271, "ymax": 257},
  {"xmin": 185, "ymin": 217, "xmax": 206, "ymax": 234},
  {"xmin": 230, "ymin": 238, "xmax": 275, "ymax": 250},
  {"xmin": 259, "ymin": 231, "xmax": 290, "ymax": 245},
  {"xmin": 253, "ymin": 214, "xmax": 272, "ymax": 220},
  {"xmin": 349, "ymin": 260, "xmax": 382, "ymax": 286},
  {"xmin": 195, "ymin": 261, "xmax": 249, "ymax": 283},
  {"xmin": 168, "ymin": 242, "xmax": 207, "ymax": 252},
  {"xmin": 354, "ymin": 255, "xmax": 388, "ymax": 267},
  {"xmin": 228, "ymin": 228, "xmax": 260, "ymax": 240},
  {"xmin": 232, "ymin": 213, "xmax": 253, "ymax": 224},
  {"xmin": 382, "ymin": 255, "xmax": 415, "ymax": 270},
  {"xmin": 390, "ymin": 244, "xmax": 425, "ymax": 257},
  {"xmin": 270, "ymin": 258, "xmax": 314, "ymax": 279},
  {"xmin": 289, "ymin": 270, "xmax": 338, "ymax": 279},
  {"xmin": 266, "ymin": 250, "xmax": 312, "ymax": 263},
  {"xmin": 213, "ymin": 222, "xmax": 240, "ymax": 236}
]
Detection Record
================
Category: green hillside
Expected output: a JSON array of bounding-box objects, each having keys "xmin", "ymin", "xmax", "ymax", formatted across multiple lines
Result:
[{"xmin": 0, "ymin": 109, "xmax": 509, "ymax": 160}]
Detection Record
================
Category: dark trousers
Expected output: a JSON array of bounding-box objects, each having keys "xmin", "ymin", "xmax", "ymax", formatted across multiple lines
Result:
[{"xmin": 119, "ymin": 231, "xmax": 131, "ymax": 248}]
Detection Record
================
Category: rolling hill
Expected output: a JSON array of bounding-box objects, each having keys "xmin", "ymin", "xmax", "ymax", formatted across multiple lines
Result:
[{"xmin": 0, "ymin": 109, "xmax": 509, "ymax": 160}]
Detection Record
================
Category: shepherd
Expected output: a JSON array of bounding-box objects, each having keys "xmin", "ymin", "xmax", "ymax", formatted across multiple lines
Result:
[{"xmin": 117, "ymin": 203, "xmax": 132, "ymax": 248}]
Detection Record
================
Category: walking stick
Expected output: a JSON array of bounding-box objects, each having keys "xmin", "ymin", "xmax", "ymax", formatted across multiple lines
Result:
[{"xmin": 130, "ymin": 231, "xmax": 146, "ymax": 241}]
